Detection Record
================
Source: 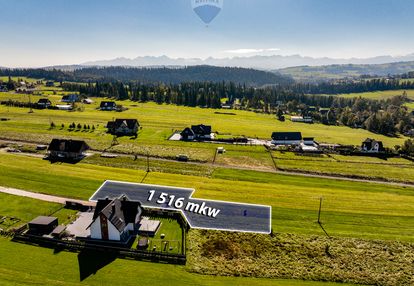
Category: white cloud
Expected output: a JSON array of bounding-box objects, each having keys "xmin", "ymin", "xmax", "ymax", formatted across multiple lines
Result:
[{"xmin": 222, "ymin": 48, "xmax": 281, "ymax": 54}]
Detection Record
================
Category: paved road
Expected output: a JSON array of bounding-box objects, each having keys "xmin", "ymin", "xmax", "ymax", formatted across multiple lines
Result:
[{"xmin": 0, "ymin": 186, "xmax": 96, "ymax": 206}]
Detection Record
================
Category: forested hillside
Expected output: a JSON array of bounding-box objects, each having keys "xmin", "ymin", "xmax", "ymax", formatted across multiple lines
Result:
[
  {"xmin": 279, "ymin": 61, "xmax": 414, "ymax": 82},
  {"xmin": 0, "ymin": 66, "xmax": 293, "ymax": 86}
]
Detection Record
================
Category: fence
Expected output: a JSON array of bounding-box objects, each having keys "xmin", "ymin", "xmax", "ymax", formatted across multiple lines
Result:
[{"xmin": 13, "ymin": 233, "xmax": 186, "ymax": 265}]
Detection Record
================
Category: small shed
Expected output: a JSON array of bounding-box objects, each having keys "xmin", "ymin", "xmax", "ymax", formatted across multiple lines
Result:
[{"xmin": 28, "ymin": 216, "xmax": 58, "ymax": 235}]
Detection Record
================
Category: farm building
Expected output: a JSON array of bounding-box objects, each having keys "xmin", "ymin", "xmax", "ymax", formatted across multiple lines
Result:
[
  {"xmin": 28, "ymin": 216, "xmax": 58, "ymax": 235},
  {"xmin": 47, "ymin": 139, "xmax": 90, "ymax": 161},
  {"xmin": 36, "ymin": 98, "xmax": 52, "ymax": 108},
  {"xmin": 303, "ymin": 137, "xmax": 315, "ymax": 146},
  {"xmin": 361, "ymin": 138, "xmax": 385, "ymax": 153},
  {"xmin": 61, "ymin": 94, "xmax": 81, "ymax": 103},
  {"xmin": 88, "ymin": 195, "xmax": 159, "ymax": 242},
  {"xmin": 45, "ymin": 81, "xmax": 55, "ymax": 87},
  {"xmin": 56, "ymin": 105, "xmax": 73, "ymax": 111},
  {"xmin": 290, "ymin": 116, "xmax": 313, "ymax": 123},
  {"xmin": 299, "ymin": 137, "xmax": 320, "ymax": 153},
  {"xmin": 83, "ymin": 98, "xmax": 93, "ymax": 104},
  {"xmin": 100, "ymin": 101, "xmax": 117, "ymax": 111},
  {"xmin": 271, "ymin": 132, "xmax": 302, "ymax": 146},
  {"xmin": 107, "ymin": 119, "xmax": 140, "ymax": 136}
]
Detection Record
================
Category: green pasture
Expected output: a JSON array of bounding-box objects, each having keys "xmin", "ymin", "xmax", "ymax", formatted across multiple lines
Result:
[
  {"xmin": 0, "ymin": 237, "xmax": 352, "ymax": 286},
  {"xmin": 273, "ymin": 151, "xmax": 414, "ymax": 183},
  {"xmin": 0, "ymin": 95, "xmax": 409, "ymax": 163},
  {"xmin": 0, "ymin": 192, "xmax": 76, "ymax": 231},
  {"xmin": 330, "ymin": 89, "xmax": 414, "ymax": 100},
  {"xmin": 0, "ymin": 153, "xmax": 413, "ymax": 242}
]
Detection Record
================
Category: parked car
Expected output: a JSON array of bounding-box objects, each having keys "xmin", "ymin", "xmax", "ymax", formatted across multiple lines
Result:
[{"xmin": 176, "ymin": 154, "xmax": 189, "ymax": 162}]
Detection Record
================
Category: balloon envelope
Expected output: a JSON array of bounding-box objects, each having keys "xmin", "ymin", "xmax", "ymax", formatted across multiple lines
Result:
[{"xmin": 192, "ymin": 0, "xmax": 223, "ymax": 24}]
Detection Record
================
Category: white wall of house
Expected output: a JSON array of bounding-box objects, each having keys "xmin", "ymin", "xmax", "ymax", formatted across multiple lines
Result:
[
  {"xmin": 272, "ymin": 140, "xmax": 301, "ymax": 145},
  {"xmin": 107, "ymin": 222, "xmax": 121, "ymax": 241},
  {"xmin": 90, "ymin": 219, "xmax": 102, "ymax": 239},
  {"xmin": 125, "ymin": 223, "xmax": 134, "ymax": 232},
  {"xmin": 90, "ymin": 217, "xmax": 124, "ymax": 241}
]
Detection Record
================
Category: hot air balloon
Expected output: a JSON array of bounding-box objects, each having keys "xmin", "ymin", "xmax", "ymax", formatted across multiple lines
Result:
[{"xmin": 192, "ymin": 0, "xmax": 223, "ymax": 24}]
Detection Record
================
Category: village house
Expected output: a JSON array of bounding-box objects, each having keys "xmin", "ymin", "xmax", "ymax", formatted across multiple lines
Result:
[
  {"xmin": 47, "ymin": 139, "xmax": 90, "ymax": 161},
  {"xmin": 100, "ymin": 101, "xmax": 117, "ymax": 111},
  {"xmin": 271, "ymin": 132, "xmax": 302, "ymax": 146},
  {"xmin": 36, "ymin": 98, "xmax": 52, "ymax": 109},
  {"xmin": 61, "ymin": 94, "xmax": 81, "ymax": 103},
  {"xmin": 0, "ymin": 85, "xmax": 8, "ymax": 92},
  {"xmin": 191, "ymin": 124, "xmax": 212, "ymax": 139},
  {"xmin": 180, "ymin": 124, "xmax": 213, "ymax": 141},
  {"xmin": 88, "ymin": 195, "xmax": 143, "ymax": 242},
  {"xmin": 180, "ymin": 127, "xmax": 196, "ymax": 141},
  {"xmin": 361, "ymin": 138, "xmax": 385, "ymax": 153},
  {"xmin": 107, "ymin": 119, "xmax": 140, "ymax": 136}
]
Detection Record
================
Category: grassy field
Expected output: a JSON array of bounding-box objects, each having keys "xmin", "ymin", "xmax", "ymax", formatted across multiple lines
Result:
[
  {"xmin": 0, "ymin": 237, "xmax": 354, "ymax": 286},
  {"xmin": 273, "ymin": 151, "xmax": 414, "ymax": 183},
  {"xmin": 0, "ymin": 153, "xmax": 413, "ymax": 242},
  {"xmin": 327, "ymin": 89, "xmax": 414, "ymax": 100},
  {"xmin": 0, "ymin": 91, "xmax": 409, "ymax": 150},
  {"xmin": 0, "ymin": 192, "xmax": 76, "ymax": 231},
  {"xmin": 0, "ymin": 193, "xmax": 353, "ymax": 286},
  {"xmin": 188, "ymin": 231, "xmax": 414, "ymax": 286}
]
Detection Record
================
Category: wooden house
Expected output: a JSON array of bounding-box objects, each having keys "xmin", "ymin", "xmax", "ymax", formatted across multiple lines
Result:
[
  {"xmin": 100, "ymin": 101, "xmax": 117, "ymax": 111},
  {"xmin": 107, "ymin": 119, "xmax": 139, "ymax": 136},
  {"xmin": 47, "ymin": 139, "xmax": 90, "ymax": 161},
  {"xmin": 361, "ymin": 138, "xmax": 385, "ymax": 153}
]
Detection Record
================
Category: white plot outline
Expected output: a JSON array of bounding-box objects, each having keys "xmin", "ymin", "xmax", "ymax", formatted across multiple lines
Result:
[{"xmin": 90, "ymin": 180, "xmax": 272, "ymax": 234}]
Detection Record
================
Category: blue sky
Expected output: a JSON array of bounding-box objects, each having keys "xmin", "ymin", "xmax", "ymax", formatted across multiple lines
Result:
[{"xmin": 0, "ymin": 0, "xmax": 413, "ymax": 67}]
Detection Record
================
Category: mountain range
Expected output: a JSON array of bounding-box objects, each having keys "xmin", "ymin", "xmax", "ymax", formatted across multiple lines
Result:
[{"xmin": 82, "ymin": 53, "xmax": 414, "ymax": 70}]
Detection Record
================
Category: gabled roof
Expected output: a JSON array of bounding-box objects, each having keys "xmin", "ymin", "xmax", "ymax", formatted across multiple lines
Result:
[
  {"xmin": 92, "ymin": 195, "xmax": 141, "ymax": 232},
  {"xmin": 113, "ymin": 119, "xmax": 139, "ymax": 129},
  {"xmin": 272, "ymin": 132, "xmax": 302, "ymax": 141},
  {"xmin": 100, "ymin": 101, "xmax": 117, "ymax": 108},
  {"xmin": 191, "ymin": 124, "xmax": 211, "ymax": 135},
  {"xmin": 38, "ymin": 98, "xmax": 51, "ymax": 104},
  {"xmin": 181, "ymin": 127, "xmax": 195, "ymax": 136},
  {"xmin": 47, "ymin": 139, "xmax": 90, "ymax": 153},
  {"xmin": 61, "ymin": 94, "xmax": 80, "ymax": 102}
]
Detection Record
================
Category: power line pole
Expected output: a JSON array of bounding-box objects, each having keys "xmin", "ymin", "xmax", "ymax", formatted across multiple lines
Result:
[{"xmin": 318, "ymin": 197, "xmax": 323, "ymax": 224}]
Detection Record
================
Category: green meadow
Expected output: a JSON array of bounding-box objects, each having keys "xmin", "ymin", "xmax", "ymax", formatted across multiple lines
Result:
[
  {"xmin": 0, "ymin": 153, "xmax": 413, "ymax": 242},
  {"xmin": 0, "ymin": 192, "xmax": 76, "ymax": 231},
  {"xmin": 273, "ymin": 151, "xmax": 414, "ymax": 183},
  {"xmin": 0, "ymin": 236, "xmax": 353, "ymax": 286},
  {"xmin": 329, "ymin": 89, "xmax": 414, "ymax": 100}
]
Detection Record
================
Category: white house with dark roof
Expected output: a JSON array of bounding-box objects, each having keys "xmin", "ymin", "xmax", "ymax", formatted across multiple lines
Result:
[
  {"xmin": 361, "ymin": 138, "xmax": 385, "ymax": 153},
  {"xmin": 107, "ymin": 119, "xmax": 139, "ymax": 136},
  {"xmin": 89, "ymin": 195, "xmax": 142, "ymax": 241}
]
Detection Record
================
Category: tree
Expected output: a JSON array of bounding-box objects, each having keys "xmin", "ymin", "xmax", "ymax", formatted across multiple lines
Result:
[{"xmin": 401, "ymin": 139, "xmax": 414, "ymax": 156}]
